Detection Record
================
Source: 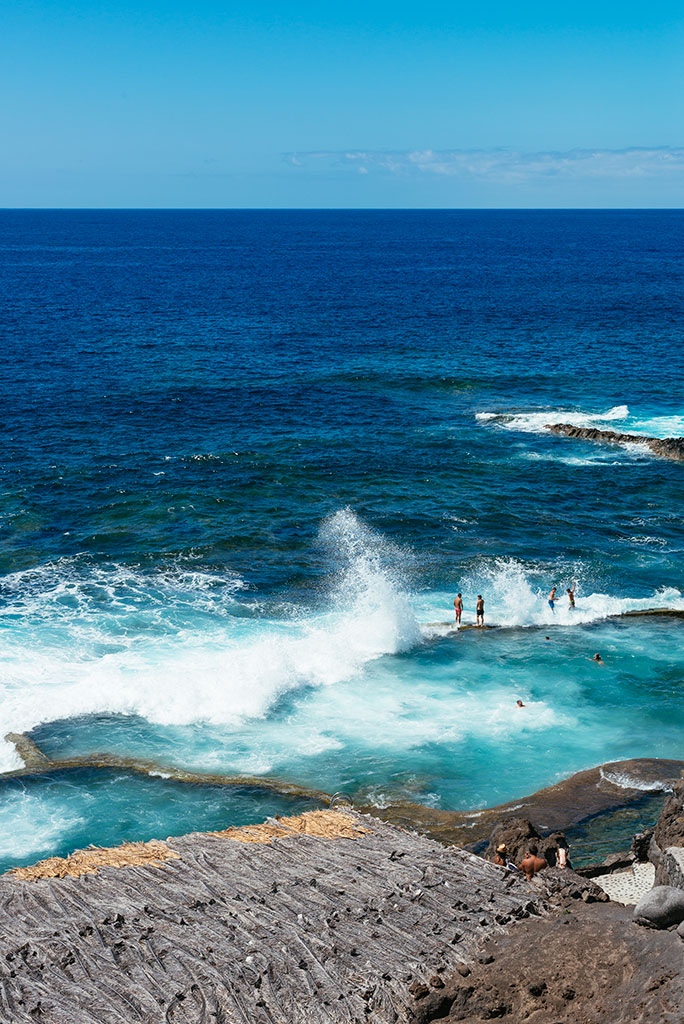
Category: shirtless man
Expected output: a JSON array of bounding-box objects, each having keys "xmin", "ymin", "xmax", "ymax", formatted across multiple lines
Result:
[
  {"xmin": 518, "ymin": 844, "xmax": 548, "ymax": 881},
  {"xmin": 476, "ymin": 595, "xmax": 484, "ymax": 627},
  {"xmin": 454, "ymin": 593, "xmax": 463, "ymax": 625},
  {"xmin": 548, "ymin": 586, "xmax": 557, "ymax": 611},
  {"xmin": 567, "ymin": 582, "xmax": 576, "ymax": 609}
]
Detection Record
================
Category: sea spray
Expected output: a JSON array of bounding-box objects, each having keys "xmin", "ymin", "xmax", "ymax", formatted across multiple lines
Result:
[{"xmin": 418, "ymin": 557, "xmax": 684, "ymax": 631}]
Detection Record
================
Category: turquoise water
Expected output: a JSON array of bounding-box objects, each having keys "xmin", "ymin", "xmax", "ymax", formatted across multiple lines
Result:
[
  {"xmin": 1, "ymin": 210, "xmax": 683, "ymax": 870},
  {"xmin": 0, "ymin": 768, "xmax": 319, "ymax": 872}
]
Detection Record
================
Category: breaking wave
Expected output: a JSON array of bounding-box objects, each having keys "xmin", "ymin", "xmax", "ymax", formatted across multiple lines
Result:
[
  {"xmin": 0, "ymin": 511, "xmax": 420, "ymax": 772},
  {"xmin": 476, "ymin": 404, "xmax": 684, "ymax": 439}
]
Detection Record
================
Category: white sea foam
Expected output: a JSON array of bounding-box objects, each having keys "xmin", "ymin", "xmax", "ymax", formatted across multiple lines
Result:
[
  {"xmin": 0, "ymin": 790, "xmax": 84, "ymax": 860},
  {"xmin": 0, "ymin": 511, "xmax": 421, "ymax": 771},
  {"xmin": 477, "ymin": 404, "xmax": 684, "ymax": 440},
  {"xmin": 0, "ymin": 515, "xmax": 680, "ymax": 777},
  {"xmin": 599, "ymin": 768, "xmax": 673, "ymax": 793}
]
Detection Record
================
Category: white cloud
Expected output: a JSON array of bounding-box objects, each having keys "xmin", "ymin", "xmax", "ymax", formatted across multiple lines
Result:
[{"xmin": 285, "ymin": 147, "xmax": 684, "ymax": 184}]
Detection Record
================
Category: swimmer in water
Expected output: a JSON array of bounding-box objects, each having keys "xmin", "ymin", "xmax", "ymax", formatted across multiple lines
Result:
[
  {"xmin": 548, "ymin": 586, "xmax": 557, "ymax": 611},
  {"xmin": 567, "ymin": 582, "xmax": 576, "ymax": 609},
  {"xmin": 592, "ymin": 653, "xmax": 603, "ymax": 664},
  {"xmin": 454, "ymin": 592, "xmax": 463, "ymax": 625},
  {"xmin": 516, "ymin": 699, "xmax": 526, "ymax": 708}
]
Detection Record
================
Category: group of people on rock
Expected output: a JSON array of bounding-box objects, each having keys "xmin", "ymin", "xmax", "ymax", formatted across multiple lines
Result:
[
  {"xmin": 453, "ymin": 592, "xmax": 485, "ymax": 626},
  {"xmin": 548, "ymin": 581, "xmax": 577, "ymax": 611},
  {"xmin": 454, "ymin": 582, "xmax": 579, "ymax": 626},
  {"xmin": 494, "ymin": 839, "xmax": 569, "ymax": 881}
]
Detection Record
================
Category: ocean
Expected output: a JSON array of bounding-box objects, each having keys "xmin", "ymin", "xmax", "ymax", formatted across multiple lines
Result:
[{"xmin": 1, "ymin": 209, "xmax": 683, "ymax": 871}]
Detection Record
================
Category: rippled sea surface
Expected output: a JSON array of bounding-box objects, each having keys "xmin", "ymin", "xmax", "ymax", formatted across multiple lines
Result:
[{"xmin": 1, "ymin": 210, "xmax": 683, "ymax": 869}]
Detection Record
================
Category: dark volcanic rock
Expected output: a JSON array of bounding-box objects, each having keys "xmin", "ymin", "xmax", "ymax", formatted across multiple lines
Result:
[
  {"xmin": 654, "ymin": 780, "xmax": 684, "ymax": 851},
  {"xmin": 545, "ymin": 423, "xmax": 684, "ymax": 462},
  {"xmin": 540, "ymin": 866, "xmax": 609, "ymax": 905},
  {"xmin": 656, "ymin": 847, "xmax": 684, "ymax": 889},
  {"xmin": 410, "ymin": 902, "xmax": 684, "ymax": 1024},
  {"xmin": 486, "ymin": 818, "xmax": 541, "ymax": 866},
  {"xmin": 632, "ymin": 827, "xmax": 655, "ymax": 862}
]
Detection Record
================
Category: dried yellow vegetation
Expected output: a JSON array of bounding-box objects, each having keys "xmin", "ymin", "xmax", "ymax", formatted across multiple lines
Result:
[
  {"xmin": 10, "ymin": 840, "xmax": 180, "ymax": 881},
  {"xmin": 9, "ymin": 810, "xmax": 369, "ymax": 882},
  {"xmin": 210, "ymin": 809, "xmax": 371, "ymax": 844}
]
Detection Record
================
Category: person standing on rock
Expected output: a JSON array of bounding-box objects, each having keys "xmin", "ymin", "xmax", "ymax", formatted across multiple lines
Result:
[
  {"xmin": 557, "ymin": 838, "xmax": 570, "ymax": 869},
  {"xmin": 567, "ymin": 582, "xmax": 576, "ymax": 609},
  {"xmin": 548, "ymin": 586, "xmax": 557, "ymax": 611},
  {"xmin": 476, "ymin": 595, "xmax": 485, "ymax": 627},
  {"xmin": 454, "ymin": 593, "xmax": 463, "ymax": 625},
  {"xmin": 519, "ymin": 845, "xmax": 548, "ymax": 881}
]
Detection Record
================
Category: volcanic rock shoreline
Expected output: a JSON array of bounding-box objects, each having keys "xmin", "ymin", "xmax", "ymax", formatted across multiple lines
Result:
[
  {"xmin": 3, "ymin": 750, "xmax": 684, "ymax": 1021},
  {"xmin": 545, "ymin": 422, "xmax": 684, "ymax": 461},
  {"xmin": 2, "ymin": 804, "xmax": 684, "ymax": 1024}
]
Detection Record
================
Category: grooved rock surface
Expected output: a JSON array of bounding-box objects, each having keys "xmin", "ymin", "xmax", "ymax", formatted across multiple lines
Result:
[{"xmin": 0, "ymin": 811, "xmax": 549, "ymax": 1024}]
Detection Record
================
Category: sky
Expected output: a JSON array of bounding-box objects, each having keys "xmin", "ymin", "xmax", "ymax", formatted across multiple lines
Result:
[{"xmin": 2, "ymin": 0, "xmax": 684, "ymax": 207}]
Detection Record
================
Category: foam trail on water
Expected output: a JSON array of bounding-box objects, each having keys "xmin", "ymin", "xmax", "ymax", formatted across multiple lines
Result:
[{"xmin": 0, "ymin": 512, "xmax": 420, "ymax": 771}]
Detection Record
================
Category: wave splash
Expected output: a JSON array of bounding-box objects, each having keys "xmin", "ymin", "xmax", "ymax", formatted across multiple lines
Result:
[
  {"xmin": 0, "ymin": 511, "xmax": 420, "ymax": 771},
  {"xmin": 476, "ymin": 404, "xmax": 684, "ymax": 439},
  {"xmin": 420, "ymin": 558, "xmax": 684, "ymax": 631}
]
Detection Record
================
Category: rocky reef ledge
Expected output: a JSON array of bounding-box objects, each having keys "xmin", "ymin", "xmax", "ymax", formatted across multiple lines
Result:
[{"xmin": 545, "ymin": 423, "xmax": 684, "ymax": 462}]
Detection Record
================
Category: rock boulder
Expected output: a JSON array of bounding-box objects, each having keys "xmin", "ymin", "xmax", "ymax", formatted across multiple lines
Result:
[
  {"xmin": 486, "ymin": 819, "xmax": 569, "ymax": 869},
  {"xmin": 633, "ymin": 885, "xmax": 684, "ymax": 929}
]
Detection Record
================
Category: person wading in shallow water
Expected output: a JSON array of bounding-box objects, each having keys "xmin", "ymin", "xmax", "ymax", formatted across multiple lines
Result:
[
  {"xmin": 453, "ymin": 592, "xmax": 463, "ymax": 625},
  {"xmin": 476, "ymin": 595, "xmax": 485, "ymax": 627},
  {"xmin": 519, "ymin": 844, "xmax": 548, "ymax": 881}
]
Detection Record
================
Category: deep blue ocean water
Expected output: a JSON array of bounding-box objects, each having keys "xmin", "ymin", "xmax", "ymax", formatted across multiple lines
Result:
[{"xmin": 1, "ymin": 210, "xmax": 683, "ymax": 870}]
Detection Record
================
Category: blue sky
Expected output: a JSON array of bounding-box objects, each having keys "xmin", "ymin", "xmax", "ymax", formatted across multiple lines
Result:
[{"xmin": 3, "ymin": 0, "xmax": 684, "ymax": 207}]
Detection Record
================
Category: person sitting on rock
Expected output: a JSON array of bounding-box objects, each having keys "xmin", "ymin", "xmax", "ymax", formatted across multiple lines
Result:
[
  {"xmin": 494, "ymin": 843, "xmax": 519, "ymax": 872},
  {"xmin": 519, "ymin": 844, "xmax": 548, "ymax": 880}
]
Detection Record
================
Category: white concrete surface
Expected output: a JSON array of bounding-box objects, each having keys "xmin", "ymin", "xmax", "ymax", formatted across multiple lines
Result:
[{"xmin": 594, "ymin": 862, "xmax": 655, "ymax": 905}]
